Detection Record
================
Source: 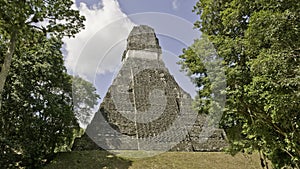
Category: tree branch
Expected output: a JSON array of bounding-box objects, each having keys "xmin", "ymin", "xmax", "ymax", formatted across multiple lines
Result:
[{"xmin": 0, "ymin": 30, "xmax": 17, "ymax": 111}]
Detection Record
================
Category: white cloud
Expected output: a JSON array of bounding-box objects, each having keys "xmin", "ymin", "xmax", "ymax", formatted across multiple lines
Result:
[
  {"xmin": 64, "ymin": 0, "xmax": 135, "ymax": 81},
  {"xmin": 172, "ymin": 0, "xmax": 179, "ymax": 10}
]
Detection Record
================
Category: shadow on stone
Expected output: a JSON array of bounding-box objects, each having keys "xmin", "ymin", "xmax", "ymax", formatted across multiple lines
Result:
[{"xmin": 73, "ymin": 25, "xmax": 228, "ymax": 152}]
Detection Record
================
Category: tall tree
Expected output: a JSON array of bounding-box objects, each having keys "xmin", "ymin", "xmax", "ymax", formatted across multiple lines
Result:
[
  {"xmin": 180, "ymin": 0, "xmax": 299, "ymax": 168},
  {"xmin": 0, "ymin": 0, "xmax": 85, "ymax": 110},
  {"xmin": 0, "ymin": 1, "xmax": 86, "ymax": 167},
  {"xmin": 0, "ymin": 31, "xmax": 86, "ymax": 168}
]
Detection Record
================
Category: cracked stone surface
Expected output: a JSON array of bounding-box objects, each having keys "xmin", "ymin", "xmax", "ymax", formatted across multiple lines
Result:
[{"xmin": 73, "ymin": 25, "xmax": 228, "ymax": 152}]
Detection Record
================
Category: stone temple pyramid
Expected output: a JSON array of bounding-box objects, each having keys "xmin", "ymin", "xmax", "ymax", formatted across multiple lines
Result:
[{"xmin": 73, "ymin": 25, "xmax": 227, "ymax": 152}]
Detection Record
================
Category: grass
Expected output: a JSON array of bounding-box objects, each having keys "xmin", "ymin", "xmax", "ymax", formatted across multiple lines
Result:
[
  {"xmin": 44, "ymin": 150, "xmax": 132, "ymax": 169},
  {"xmin": 44, "ymin": 150, "xmax": 266, "ymax": 169}
]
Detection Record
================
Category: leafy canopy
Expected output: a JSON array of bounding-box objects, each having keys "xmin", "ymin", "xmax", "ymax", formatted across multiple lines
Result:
[
  {"xmin": 0, "ymin": 0, "xmax": 85, "ymax": 111},
  {"xmin": 180, "ymin": 0, "xmax": 300, "ymax": 168},
  {"xmin": 0, "ymin": 32, "xmax": 76, "ymax": 168},
  {"xmin": 0, "ymin": 0, "xmax": 88, "ymax": 168}
]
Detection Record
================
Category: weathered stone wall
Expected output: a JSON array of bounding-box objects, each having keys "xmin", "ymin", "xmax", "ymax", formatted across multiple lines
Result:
[
  {"xmin": 122, "ymin": 25, "xmax": 161, "ymax": 60},
  {"xmin": 73, "ymin": 25, "xmax": 227, "ymax": 152}
]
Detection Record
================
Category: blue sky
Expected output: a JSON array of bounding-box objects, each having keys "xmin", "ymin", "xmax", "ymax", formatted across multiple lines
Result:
[
  {"xmin": 64, "ymin": 0, "xmax": 200, "ymax": 106},
  {"xmin": 76, "ymin": 0, "xmax": 198, "ymax": 22}
]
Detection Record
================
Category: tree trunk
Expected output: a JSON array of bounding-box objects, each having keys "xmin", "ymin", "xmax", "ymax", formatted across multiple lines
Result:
[{"xmin": 0, "ymin": 31, "xmax": 17, "ymax": 111}]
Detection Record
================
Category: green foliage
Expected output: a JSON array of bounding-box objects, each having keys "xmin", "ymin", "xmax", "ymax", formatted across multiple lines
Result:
[
  {"xmin": 71, "ymin": 133, "xmax": 101, "ymax": 151},
  {"xmin": 179, "ymin": 36, "xmax": 213, "ymax": 114},
  {"xmin": 179, "ymin": 35, "xmax": 226, "ymax": 128},
  {"xmin": 72, "ymin": 76, "xmax": 100, "ymax": 127},
  {"xmin": 180, "ymin": 0, "xmax": 300, "ymax": 168},
  {"xmin": 0, "ymin": 32, "xmax": 100, "ymax": 168},
  {"xmin": 0, "ymin": 32, "xmax": 77, "ymax": 168},
  {"xmin": 0, "ymin": 0, "xmax": 85, "ymax": 111},
  {"xmin": 0, "ymin": 0, "xmax": 85, "ymax": 37},
  {"xmin": 0, "ymin": 1, "xmax": 86, "ymax": 168}
]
